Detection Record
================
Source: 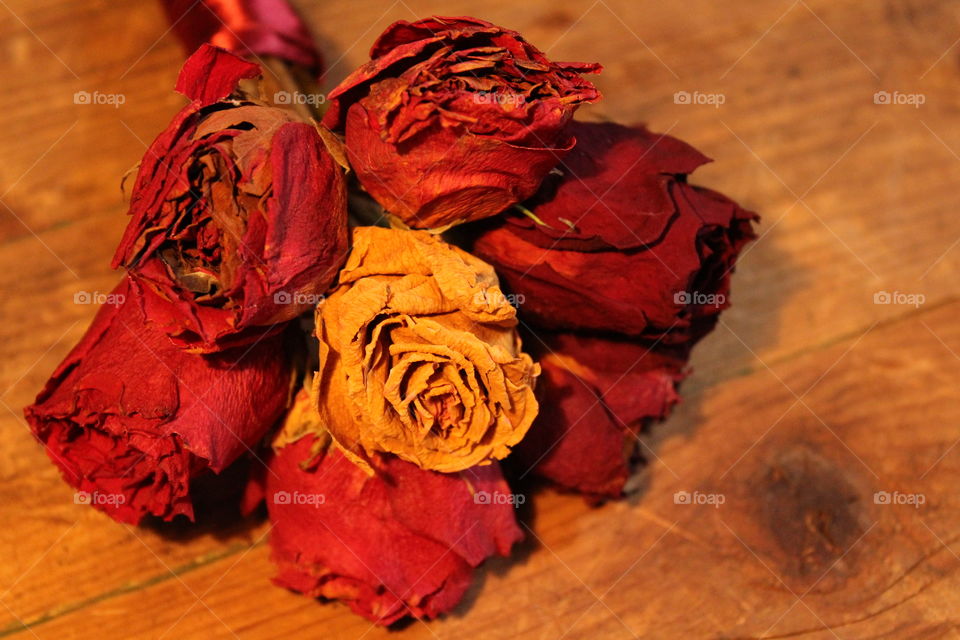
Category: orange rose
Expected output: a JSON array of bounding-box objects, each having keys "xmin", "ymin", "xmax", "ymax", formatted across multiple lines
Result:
[{"xmin": 314, "ymin": 226, "xmax": 539, "ymax": 473}]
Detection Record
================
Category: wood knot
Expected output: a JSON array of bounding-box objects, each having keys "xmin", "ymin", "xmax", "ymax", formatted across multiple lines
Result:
[{"xmin": 742, "ymin": 444, "xmax": 869, "ymax": 589}]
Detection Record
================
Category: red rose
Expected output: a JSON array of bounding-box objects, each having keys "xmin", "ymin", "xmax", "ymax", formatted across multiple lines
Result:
[
  {"xmin": 160, "ymin": 0, "xmax": 324, "ymax": 75},
  {"xmin": 323, "ymin": 16, "xmax": 601, "ymax": 230},
  {"xmin": 24, "ymin": 279, "xmax": 291, "ymax": 524},
  {"xmin": 261, "ymin": 433, "xmax": 522, "ymax": 625},
  {"xmin": 470, "ymin": 121, "xmax": 758, "ymax": 346},
  {"xmin": 112, "ymin": 45, "xmax": 348, "ymax": 352},
  {"xmin": 509, "ymin": 331, "xmax": 686, "ymax": 498}
]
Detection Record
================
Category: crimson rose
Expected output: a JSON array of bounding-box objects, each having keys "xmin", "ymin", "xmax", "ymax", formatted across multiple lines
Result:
[
  {"xmin": 258, "ymin": 420, "xmax": 522, "ymax": 624},
  {"xmin": 24, "ymin": 279, "xmax": 291, "ymax": 524},
  {"xmin": 323, "ymin": 16, "xmax": 601, "ymax": 229},
  {"xmin": 510, "ymin": 331, "xmax": 686, "ymax": 498},
  {"xmin": 113, "ymin": 45, "xmax": 348, "ymax": 352},
  {"xmin": 470, "ymin": 120, "xmax": 758, "ymax": 346}
]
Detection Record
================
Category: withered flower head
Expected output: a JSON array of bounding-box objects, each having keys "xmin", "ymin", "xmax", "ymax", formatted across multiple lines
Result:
[
  {"xmin": 323, "ymin": 16, "xmax": 601, "ymax": 230},
  {"xmin": 258, "ymin": 390, "xmax": 522, "ymax": 625},
  {"xmin": 24, "ymin": 279, "xmax": 292, "ymax": 524},
  {"xmin": 470, "ymin": 120, "xmax": 758, "ymax": 346},
  {"xmin": 313, "ymin": 226, "xmax": 540, "ymax": 473},
  {"xmin": 113, "ymin": 44, "xmax": 348, "ymax": 352},
  {"xmin": 509, "ymin": 331, "xmax": 687, "ymax": 498}
]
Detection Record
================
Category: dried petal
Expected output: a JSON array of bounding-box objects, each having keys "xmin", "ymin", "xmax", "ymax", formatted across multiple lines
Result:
[{"xmin": 509, "ymin": 331, "xmax": 686, "ymax": 498}]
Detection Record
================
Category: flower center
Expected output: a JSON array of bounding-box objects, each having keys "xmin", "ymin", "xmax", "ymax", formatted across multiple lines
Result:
[{"xmin": 425, "ymin": 390, "xmax": 460, "ymax": 431}]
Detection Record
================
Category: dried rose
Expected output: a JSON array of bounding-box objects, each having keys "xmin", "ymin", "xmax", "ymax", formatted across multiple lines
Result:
[
  {"xmin": 323, "ymin": 16, "xmax": 601, "ymax": 229},
  {"xmin": 314, "ymin": 226, "xmax": 539, "ymax": 473},
  {"xmin": 112, "ymin": 44, "xmax": 348, "ymax": 352},
  {"xmin": 510, "ymin": 331, "xmax": 686, "ymax": 498},
  {"xmin": 470, "ymin": 120, "xmax": 758, "ymax": 346},
  {"xmin": 24, "ymin": 279, "xmax": 291, "ymax": 524},
  {"xmin": 160, "ymin": 0, "xmax": 324, "ymax": 74},
  {"xmin": 256, "ymin": 389, "xmax": 522, "ymax": 625}
]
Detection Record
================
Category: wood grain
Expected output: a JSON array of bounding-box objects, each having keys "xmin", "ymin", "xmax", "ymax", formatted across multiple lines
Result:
[{"xmin": 1, "ymin": 0, "xmax": 959, "ymax": 638}]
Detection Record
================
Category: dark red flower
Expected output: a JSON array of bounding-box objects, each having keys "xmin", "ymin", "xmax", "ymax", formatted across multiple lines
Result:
[
  {"xmin": 469, "ymin": 120, "xmax": 758, "ymax": 346},
  {"xmin": 160, "ymin": 0, "xmax": 324, "ymax": 75},
  {"xmin": 261, "ymin": 432, "xmax": 522, "ymax": 625},
  {"xmin": 112, "ymin": 45, "xmax": 348, "ymax": 352},
  {"xmin": 323, "ymin": 16, "xmax": 601, "ymax": 229},
  {"xmin": 24, "ymin": 279, "xmax": 291, "ymax": 524},
  {"xmin": 509, "ymin": 331, "xmax": 687, "ymax": 498}
]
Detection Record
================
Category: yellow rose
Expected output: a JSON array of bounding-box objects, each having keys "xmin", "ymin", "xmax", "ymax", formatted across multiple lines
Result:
[{"xmin": 314, "ymin": 226, "xmax": 539, "ymax": 473}]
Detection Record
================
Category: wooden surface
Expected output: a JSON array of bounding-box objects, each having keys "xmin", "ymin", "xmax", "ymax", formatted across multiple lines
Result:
[{"xmin": 2, "ymin": 0, "xmax": 960, "ymax": 638}]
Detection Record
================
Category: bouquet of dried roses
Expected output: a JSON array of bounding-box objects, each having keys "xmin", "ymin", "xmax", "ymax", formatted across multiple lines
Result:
[{"xmin": 25, "ymin": 5, "xmax": 756, "ymax": 626}]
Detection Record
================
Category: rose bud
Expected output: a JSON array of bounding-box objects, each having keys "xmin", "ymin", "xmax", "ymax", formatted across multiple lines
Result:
[
  {"xmin": 323, "ymin": 16, "xmax": 601, "ymax": 230},
  {"xmin": 258, "ymin": 389, "xmax": 522, "ymax": 625},
  {"xmin": 112, "ymin": 44, "xmax": 348, "ymax": 353},
  {"xmin": 469, "ymin": 120, "xmax": 758, "ymax": 346},
  {"xmin": 314, "ymin": 226, "xmax": 539, "ymax": 473},
  {"xmin": 161, "ymin": 0, "xmax": 324, "ymax": 75},
  {"xmin": 509, "ymin": 331, "xmax": 687, "ymax": 498},
  {"xmin": 24, "ymin": 279, "xmax": 292, "ymax": 524}
]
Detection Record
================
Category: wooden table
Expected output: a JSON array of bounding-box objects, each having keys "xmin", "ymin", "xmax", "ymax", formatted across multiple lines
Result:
[{"xmin": 2, "ymin": 1, "xmax": 959, "ymax": 638}]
